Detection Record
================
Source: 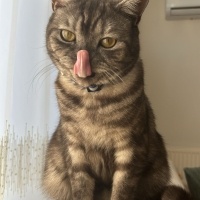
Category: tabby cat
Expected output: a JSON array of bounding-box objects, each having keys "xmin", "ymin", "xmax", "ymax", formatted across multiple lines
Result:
[{"xmin": 42, "ymin": 0, "xmax": 191, "ymax": 199}]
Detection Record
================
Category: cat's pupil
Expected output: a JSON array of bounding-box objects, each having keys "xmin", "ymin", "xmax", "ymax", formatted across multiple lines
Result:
[
  {"xmin": 61, "ymin": 30, "xmax": 76, "ymax": 42},
  {"xmin": 100, "ymin": 37, "xmax": 117, "ymax": 48}
]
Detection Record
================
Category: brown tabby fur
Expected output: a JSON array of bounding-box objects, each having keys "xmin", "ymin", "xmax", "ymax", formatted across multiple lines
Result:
[{"xmin": 42, "ymin": 0, "xmax": 192, "ymax": 199}]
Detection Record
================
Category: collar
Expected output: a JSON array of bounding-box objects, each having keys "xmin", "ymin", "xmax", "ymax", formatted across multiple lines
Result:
[{"xmin": 87, "ymin": 84, "xmax": 103, "ymax": 92}]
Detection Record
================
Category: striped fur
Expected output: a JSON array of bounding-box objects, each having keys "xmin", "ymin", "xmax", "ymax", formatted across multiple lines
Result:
[{"xmin": 42, "ymin": 0, "xmax": 191, "ymax": 199}]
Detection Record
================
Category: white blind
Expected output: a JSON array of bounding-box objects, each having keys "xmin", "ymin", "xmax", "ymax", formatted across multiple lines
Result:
[{"xmin": 0, "ymin": 0, "xmax": 58, "ymax": 199}]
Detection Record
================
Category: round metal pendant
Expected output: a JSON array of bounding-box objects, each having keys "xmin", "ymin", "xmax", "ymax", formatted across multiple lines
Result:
[{"xmin": 87, "ymin": 84, "xmax": 102, "ymax": 92}]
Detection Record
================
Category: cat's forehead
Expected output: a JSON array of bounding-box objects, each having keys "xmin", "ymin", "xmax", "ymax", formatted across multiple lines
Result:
[
  {"xmin": 59, "ymin": 1, "xmax": 114, "ymax": 22},
  {"xmin": 52, "ymin": 0, "xmax": 149, "ymax": 23},
  {"xmin": 54, "ymin": 1, "xmax": 130, "ymax": 36}
]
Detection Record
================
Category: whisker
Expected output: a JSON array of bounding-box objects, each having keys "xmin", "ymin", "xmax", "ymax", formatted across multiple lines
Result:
[
  {"xmin": 32, "ymin": 64, "xmax": 54, "ymax": 83},
  {"xmin": 102, "ymin": 71, "xmax": 116, "ymax": 85},
  {"xmin": 34, "ymin": 58, "xmax": 51, "ymax": 66},
  {"xmin": 101, "ymin": 65, "xmax": 121, "ymax": 84},
  {"xmin": 108, "ymin": 68, "xmax": 124, "ymax": 83},
  {"xmin": 101, "ymin": 61, "xmax": 124, "ymax": 84},
  {"xmin": 38, "ymin": 67, "xmax": 57, "ymax": 89},
  {"xmin": 33, "ymin": 45, "xmax": 47, "ymax": 50},
  {"xmin": 29, "ymin": 63, "xmax": 55, "ymax": 93}
]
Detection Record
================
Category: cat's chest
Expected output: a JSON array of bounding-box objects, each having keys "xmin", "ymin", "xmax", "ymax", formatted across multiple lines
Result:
[
  {"xmin": 81, "ymin": 120, "xmax": 114, "ymax": 148},
  {"xmin": 74, "ymin": 110, "xmax": 117, "ymax": 183},
  {"xmin": 67, "ymin": 96, "xmax": 131, "ymax": 147},
  {"xmin": 86, "ymin": 148, "xmax": 114, "ymax": 185}
]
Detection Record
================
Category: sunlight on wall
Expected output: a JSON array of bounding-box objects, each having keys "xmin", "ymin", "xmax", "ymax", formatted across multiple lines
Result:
[{"xmin": 0, "ymin": 123, "xmax": 49, "ymax": 199}]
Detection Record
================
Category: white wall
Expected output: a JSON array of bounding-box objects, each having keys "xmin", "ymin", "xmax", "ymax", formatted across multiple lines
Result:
[{"xmin": 140, "ymin": 0, "xmax": 200, "ymax": 148}]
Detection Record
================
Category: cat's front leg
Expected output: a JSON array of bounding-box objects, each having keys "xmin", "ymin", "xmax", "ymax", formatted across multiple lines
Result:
[
  {"xmin": 68, "ymin": 144, "xmax": 95, "ymax": 200},
  {"xmin": 111, "ymin": 170, "xmax": 138, "ymax": 200},
  {"xmin": 111, "ymin": 146, "xmax": 137, "ymax": 200}
]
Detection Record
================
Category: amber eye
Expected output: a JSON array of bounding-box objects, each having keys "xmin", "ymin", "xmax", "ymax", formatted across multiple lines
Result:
[
  {"xmin": 61, "ymin": 30, "xmax": 76, "ymax": 42},
  {"xmin": 100, "ymin": 37, "xmax": 117, "ymax": 48}
]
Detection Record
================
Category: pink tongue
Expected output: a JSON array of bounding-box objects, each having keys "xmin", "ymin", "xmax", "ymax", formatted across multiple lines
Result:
[{"xmin": 73, "ymin": 50, "xmax": 92, "ymax": 78}]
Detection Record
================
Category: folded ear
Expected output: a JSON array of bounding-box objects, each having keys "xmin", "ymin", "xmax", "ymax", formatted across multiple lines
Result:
[
  {"xmin": 52, "ymin": 0, "xmax": 65, "ymax": 11},
  {"xmin": 115, "ymin": 0, "xmax": 149, "ymax": 24}
]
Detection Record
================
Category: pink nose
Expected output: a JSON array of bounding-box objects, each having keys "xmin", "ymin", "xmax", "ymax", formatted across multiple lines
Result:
[{"xmin": 73, "ymin": 50, "xmax": 92, "ymax": 78}]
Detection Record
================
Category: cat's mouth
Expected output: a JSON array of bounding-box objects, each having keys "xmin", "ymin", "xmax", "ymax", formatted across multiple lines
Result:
[
  {"xmin": 69, "ymin": 72, "xmax": 104, "ymax": 92},
  {"xmin": 70, "ymin": 50, "xmax": 104, "ymax": 92}
]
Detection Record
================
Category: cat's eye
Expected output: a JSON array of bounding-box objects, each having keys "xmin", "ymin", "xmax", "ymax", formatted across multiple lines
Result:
[
  {"xmin": 60, "ymin": 30, "xmax": 76, "ymax": 42},
  {"xmin": 100, "ymin": 37, "xmax": 117, "ymax": 48}
]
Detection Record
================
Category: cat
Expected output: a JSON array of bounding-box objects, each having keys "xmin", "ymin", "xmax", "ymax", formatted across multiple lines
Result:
[{"xmin": 42, "ymin": 0, "xmax": 192, "ymax": 199}]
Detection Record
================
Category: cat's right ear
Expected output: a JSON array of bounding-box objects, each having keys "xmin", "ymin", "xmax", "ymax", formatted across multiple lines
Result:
[
  {"xmin": 52, "ymin": 0, "xmax": 65, "ymax": 11},
  {"xmin": 115, "ymin": 0, "xmax": 149, "ymax": 24}
]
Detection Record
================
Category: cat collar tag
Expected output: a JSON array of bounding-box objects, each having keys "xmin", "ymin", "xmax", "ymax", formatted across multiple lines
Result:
[{"xmin": 87, "ymin": 84, "xmax": 102, "ymax": 92}]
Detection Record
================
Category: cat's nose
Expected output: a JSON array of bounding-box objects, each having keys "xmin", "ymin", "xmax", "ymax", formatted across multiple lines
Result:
[{"xmin": 73, "ymin": 50, "xmax": 92, "ymax": 78}]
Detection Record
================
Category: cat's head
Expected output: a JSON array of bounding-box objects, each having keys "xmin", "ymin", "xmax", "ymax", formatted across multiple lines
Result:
[{"xmin": 46, "ymin": 0, "xmax": 148, "ymax": 88}]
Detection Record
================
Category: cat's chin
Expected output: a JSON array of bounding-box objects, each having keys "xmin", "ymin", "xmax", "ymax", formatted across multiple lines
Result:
[
  {"xmin": 69, "ymin": 71, "xmax": 105, "ymax": 88},
  {"xmin": 73, "ymin": 76, "xmax": 102, "ymax": 89}
]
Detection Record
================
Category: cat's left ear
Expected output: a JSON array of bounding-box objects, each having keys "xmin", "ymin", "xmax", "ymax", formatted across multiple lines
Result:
[
  {"xmin": 52, "ymin": 0, "xmax": 65, "ymax": 11},
  {"xmin": 116, "ymin": 0, "xmax": 149, "ymax": 24}
]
